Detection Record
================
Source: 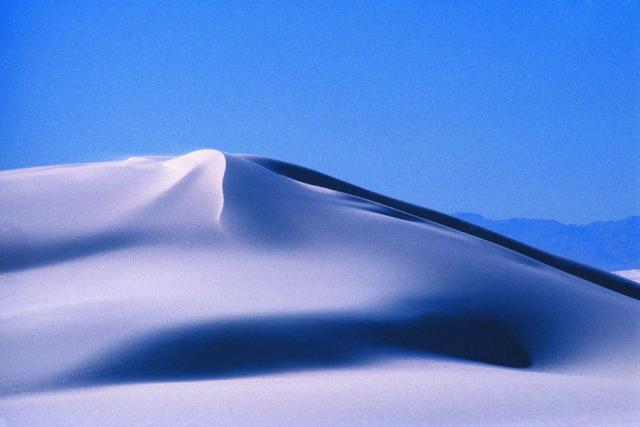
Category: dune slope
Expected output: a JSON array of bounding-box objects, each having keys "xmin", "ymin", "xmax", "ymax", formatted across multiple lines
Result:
[{"xmin": 1, "ymin": 149, "xmax": 638, "ymax": 426}]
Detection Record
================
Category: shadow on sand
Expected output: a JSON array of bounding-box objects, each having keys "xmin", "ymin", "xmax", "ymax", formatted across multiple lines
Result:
[{"xmin": 50, "ymin": 310, "xmax": 530, "ymax": 390}]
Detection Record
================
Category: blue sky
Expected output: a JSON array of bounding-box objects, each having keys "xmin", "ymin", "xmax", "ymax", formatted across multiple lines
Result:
[{"xmin": 1, "ymin": 1, "xmax": 638, "ymax": 223}]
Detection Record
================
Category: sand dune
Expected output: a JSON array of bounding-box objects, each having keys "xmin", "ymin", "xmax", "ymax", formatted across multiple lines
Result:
[{"xmin": 1, "ymin": 149, "xmax": 638, "ymax": 425}]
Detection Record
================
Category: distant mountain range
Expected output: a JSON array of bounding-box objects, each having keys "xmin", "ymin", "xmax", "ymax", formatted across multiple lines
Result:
[{"xmin": 453, "ymin": 213, "xmax": 640, "ymax": 272}]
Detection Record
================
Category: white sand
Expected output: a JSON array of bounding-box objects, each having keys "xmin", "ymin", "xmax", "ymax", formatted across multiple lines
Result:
[{"xmin": 1, "ymin": 149, "xmax": 638, "ymax": 425}]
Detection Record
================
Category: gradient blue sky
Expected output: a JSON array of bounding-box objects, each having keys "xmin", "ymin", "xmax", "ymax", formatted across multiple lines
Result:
[{"xmin": 1, "ymin": 1, "xmax": 638, "ymax": 223}]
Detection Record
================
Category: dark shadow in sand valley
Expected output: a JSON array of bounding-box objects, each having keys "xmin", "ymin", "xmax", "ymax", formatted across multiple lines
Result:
[{"xmin": 46, "ymin": 310, "xmax": 530, "ymax": 391}]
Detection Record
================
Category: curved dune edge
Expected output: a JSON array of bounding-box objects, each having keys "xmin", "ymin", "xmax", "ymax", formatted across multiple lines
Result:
[{"xmin": 240, "ymin": 154, "xmax": 640, "ymax": 300}]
